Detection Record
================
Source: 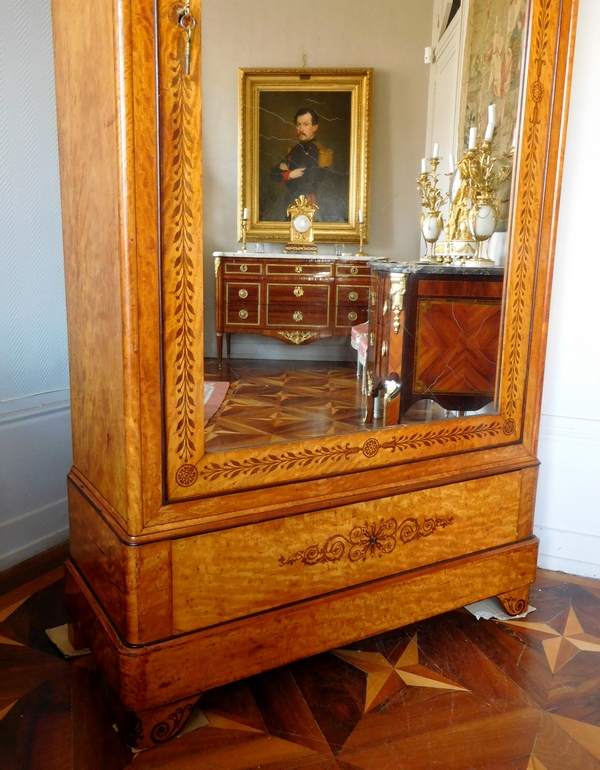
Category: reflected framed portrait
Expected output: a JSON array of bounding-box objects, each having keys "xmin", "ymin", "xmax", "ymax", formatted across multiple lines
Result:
[{"xmin": 239, "ymin": 68, "xmax": 373, "ymax": 244}]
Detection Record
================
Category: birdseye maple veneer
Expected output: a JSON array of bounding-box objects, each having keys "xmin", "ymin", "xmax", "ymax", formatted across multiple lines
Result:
[{"xmin": 51, "ymin": 0, "xmax": 579, "ymax": 750}]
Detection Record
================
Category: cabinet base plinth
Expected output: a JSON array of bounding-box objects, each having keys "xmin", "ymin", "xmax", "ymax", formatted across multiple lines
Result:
[{"xmin": 64, "ymin": 536, "xmax": 538, "ymax": 718}]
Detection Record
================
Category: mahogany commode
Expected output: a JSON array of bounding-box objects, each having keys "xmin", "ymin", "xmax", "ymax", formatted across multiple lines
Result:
[
  {"xmin": 50, "ymin": 0, "xmax": 578, "ymax": 750},
  {"xmin": 213, "ymin": 252, "xmax": 373, "ymax": 359},
  {"xmin": 366, "ymin": 262, "xmax": 504, "ymax": 425}
]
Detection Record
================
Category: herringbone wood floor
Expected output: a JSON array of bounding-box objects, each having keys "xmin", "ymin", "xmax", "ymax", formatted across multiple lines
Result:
[{"xmin": 1, "ymin": 552, "xmax": 600, "ymax": 768}]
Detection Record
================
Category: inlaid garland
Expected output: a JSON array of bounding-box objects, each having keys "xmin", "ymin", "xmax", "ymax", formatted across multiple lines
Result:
[
  {"xmin": 279, "ymin": 515, "xmax": 453, "ymax": 566},
  {"xmin": 199, "ymin": 422, "xmax": 503, "ymax": 481},
  {"xmin": 505, "ymin": 0, "xmax": 552, "ymax": 417},
  {"xmin": 170, "ymin": 50, "xmax": 197, "ymax": 463}
]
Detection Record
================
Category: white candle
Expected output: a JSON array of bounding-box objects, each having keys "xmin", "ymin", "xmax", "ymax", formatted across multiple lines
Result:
[
  {"xmin": 468, "ymin": 127, "xmax": 477, "ymax": 150},
  {"xmin": 488, "ymin": 103, "xmax": 497, "ymax": 127},
  {"xmin": 432, "ymin": 142, "xmax": 439, "ymax": 159},
  {"xmin": 242, "ymin": 207, "xmax": 248, "ymax": 220},
  {"xmin": 484, "ymin": 122, "xmax": 495, "ymax": 142},
  {"xmin": 421, "ymin": 158, "xmax": 427, "ymax": 173},
  {"xmin": 358, "ymin": 209, "xmax": 364, "ymax": 224},
  {"xmin": 448, "ymin": 154, "xmax": 455, "ymax": 172}
]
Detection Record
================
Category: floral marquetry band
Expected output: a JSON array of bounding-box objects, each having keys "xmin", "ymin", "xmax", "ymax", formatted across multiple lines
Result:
[{"xmin": 279, "ymin": 515, "xmax": 453, "ymax": 567}]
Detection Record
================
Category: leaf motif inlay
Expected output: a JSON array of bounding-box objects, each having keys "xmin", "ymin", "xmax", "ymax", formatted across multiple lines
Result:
[
  {"xmin": 279, "ymin": 516, "xmax": 454, "ymax": 566},
  {"xmin": 170, "ymin": 52, "xmax": 197, "ymax": 461},
  {"xmin": 199, "ymin": 422, "xmax": 503, "ymax": 481}
]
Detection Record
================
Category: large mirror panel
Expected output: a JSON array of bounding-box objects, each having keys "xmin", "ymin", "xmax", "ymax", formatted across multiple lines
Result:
[{"xmin": 200, "ymin": 0, "xmax": 527, "ymax": 454}]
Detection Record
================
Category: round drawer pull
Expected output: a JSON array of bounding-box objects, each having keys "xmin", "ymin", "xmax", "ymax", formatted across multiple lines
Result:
[
  {"xmin": 293, "ymin": 286, "xmax": 304, "ymax": 297},
  {"xmin": 348, "ymin": 311, "xmax": 358, "ymax": 322},
  {"xmin": 293, "ymin": 310, "xmax": 303, "ymax": 322},
  {"xmin": 240, "ymin": 264, "xmax": 248, "ymax": 273},
  {"xmin": 350, "ymin": 266, "xmax": 359, "ymax": 275},
  {"xmin": 349, "ymin": 291, "xmax": 359, "ymax": 302},
  {"xmin": 238, "ymin": 309, "xmax": 249, "ymax": 320},
  {"xmin": 238, "ymin": 289, "xmax": 248, "ymax": 299},
  {"xmin": 295, "ymin": 265, "xmax": 303, "ymax": 273}
]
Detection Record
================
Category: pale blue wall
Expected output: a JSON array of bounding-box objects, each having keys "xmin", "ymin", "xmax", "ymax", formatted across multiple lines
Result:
[{"xmin": 0, "ymin": 0, "xmax": 71, "ymax": 569}]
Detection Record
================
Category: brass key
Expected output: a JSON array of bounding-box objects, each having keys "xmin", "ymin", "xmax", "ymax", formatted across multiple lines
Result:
[{"xmin": 178, "ymin": 7, "xmax": 196, "ymax": 76}]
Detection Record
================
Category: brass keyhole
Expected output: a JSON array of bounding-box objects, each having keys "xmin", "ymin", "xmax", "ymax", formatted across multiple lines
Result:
[
  {"xmin": 240, "ymin": 264, "xmax": 248, "ymax": 273},
  {"xmin": 293, "ymin": 311, "xmax": 303, "ymax": 322},
  {"xmin": 293, "ymin": 286, "xmax": 304, "ymax": 297},
  {"xmin": 350, "ymin": 266, "xmax": 358, "ymax": 275},
  {"xmin": 295, "ymin": 266, "xmax": 303, "ymax": 273}
]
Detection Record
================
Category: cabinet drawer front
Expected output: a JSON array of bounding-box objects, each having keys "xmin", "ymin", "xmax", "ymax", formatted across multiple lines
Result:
[
  {"xmin": 224, "ymin": 261, "xmax": 263, "ymax": 275},
  {"xmin": 418, "ymin": 279, "xmax": 503, "ymax": 298},
  {"xmin": 267, "ymin": 263, "xmax": 333, "ymax": 277},
  {"xmin": 172, "ymin": 472, "xmax": 525, "ymax": 632},
  {"xmin": 266, "ymin": 284, "xmax": 330, "ymax": 327},
  {"xmin": 336, "ymin": 264, "xmax": 370, "ymax": 278},
  {"xmin": 336, "ymin": 284, "xmax": 369, "ymax": 305},
  {"xmin": 226, "ymin": 282, "xmax": 261, "ymax": 325},
  {"xmin": 336, "ymin": 305, "xmax": 368, "ymax": 328},
  {"xmin": 267, "ymin": 283, "xmax": 329, "ymax": 305}
]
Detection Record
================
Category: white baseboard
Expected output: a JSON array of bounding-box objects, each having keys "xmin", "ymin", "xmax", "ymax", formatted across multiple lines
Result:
[
  {"xmin": 535, "ymin": 413, "xmax": 600, "ymax": 578},
  {"xmin": 0, "ymin": 391, "xmax": 72, "ymax": 570}
]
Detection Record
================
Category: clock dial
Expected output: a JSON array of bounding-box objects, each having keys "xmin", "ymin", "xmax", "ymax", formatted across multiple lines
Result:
[{"xmin": 293, "ymin": 214, "xmax": 311, "ymax": 233}]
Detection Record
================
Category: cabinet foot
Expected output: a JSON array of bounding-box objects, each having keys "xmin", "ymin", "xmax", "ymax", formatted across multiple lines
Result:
[
  {"xmin": 113, "ymin": 694, "xmax": 200, "ymax": 749},
  {"xmin": 497, "ymin": 585, "xmax": 530, "ymax": 616}
]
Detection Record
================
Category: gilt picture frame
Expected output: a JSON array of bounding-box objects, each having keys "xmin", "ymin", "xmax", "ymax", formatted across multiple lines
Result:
[{"xmin": 239, "ymin": 68, "xmax": 373, "ymax": 244}]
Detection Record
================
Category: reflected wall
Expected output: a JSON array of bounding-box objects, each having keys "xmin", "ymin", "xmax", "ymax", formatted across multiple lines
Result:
[{"xmin": 201, "ymin": 0, "xmax": 433, "ymax": 360}]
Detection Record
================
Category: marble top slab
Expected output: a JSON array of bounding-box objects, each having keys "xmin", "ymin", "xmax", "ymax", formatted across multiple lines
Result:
[
  {"xmin": 212, "ymin": 252, "xmax": 386, "ymax": 262},
  {"xmin": 370, "ymin": 261, "xmax": 504, "ymax": 276}
]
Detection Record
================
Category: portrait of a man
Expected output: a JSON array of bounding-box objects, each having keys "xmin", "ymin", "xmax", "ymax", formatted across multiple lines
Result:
[
  {"xmin": 269, "ymin": 108, "xmax": 327, "ymax": 212},
  {"xmin": 258, "ymin": 90, "xmax": 352, "ymax": 223}
]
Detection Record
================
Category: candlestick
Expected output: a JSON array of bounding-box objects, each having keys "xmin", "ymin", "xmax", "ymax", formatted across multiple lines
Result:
[
  {"xmin": 468, "ymin": 127, "xmax": 477, "ymax": 150},
  {"xmin": 242, "ymin": 207, "xmax": 248, "ymax": 221},
  {"xmin": 449, "ymin": 154, "xmax": 455, "ymax": 172},
  {"xmin": 432, "ymin": 142, "xmax": 439, "ymax": 159},
  {"xmin": 358, "ymin": 209, "xmax": 364, "ymax": 224},
  {"xmin": 484, "ymin": 122, "xmax": 495, "ymax": 142},
  {"xmin": 488, "ymin": 104, "xmax": 497, "ymax": 127},
  {"xmin": 421, "ymin": 158, "xmax": 427, "ymax": 173}
]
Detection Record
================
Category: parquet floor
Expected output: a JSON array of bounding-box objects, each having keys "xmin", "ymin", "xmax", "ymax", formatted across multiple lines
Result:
[
  {"xmin": 203, "ymin": 359, "xmax": 449, "ymax": 452},
  {"xmin": 1, "ymin": 558, "xmax": 600, "ymax": 768}
]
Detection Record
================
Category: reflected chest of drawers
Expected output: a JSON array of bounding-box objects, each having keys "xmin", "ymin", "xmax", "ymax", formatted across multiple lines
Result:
[
  {"xmin": 366, "ymin": 263, "xmax": 505, "ymax": 425},
  {"xmin": 213, "ymin": 253, "xmax": 373, "ymax": 359}
]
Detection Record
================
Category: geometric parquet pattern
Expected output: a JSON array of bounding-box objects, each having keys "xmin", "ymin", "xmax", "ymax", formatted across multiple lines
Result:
[
  {"xmin": 204, "ymin": 359, "xmax": 369, "ymax": 451},
  {"xmin": 204, "ymin": 359, "xmax": 450, "ymax": 452},
  {"xmin": 2, "ymin": 566, "xmax": 600, "ymax": 768}
]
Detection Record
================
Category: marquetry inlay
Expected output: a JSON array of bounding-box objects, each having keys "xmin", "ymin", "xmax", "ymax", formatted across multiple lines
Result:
[{"xmin": 279, "ymin": 515, "xmax": 453, "ymax": 567}]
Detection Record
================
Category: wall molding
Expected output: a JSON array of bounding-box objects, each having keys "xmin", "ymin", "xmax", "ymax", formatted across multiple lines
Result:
[{"xmin": 535, "ymin": 413, "xmax": 600, "ymax": 578}]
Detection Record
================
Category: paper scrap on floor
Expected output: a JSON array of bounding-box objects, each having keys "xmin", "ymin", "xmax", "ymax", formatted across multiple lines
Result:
[{"xmin": 464, "ymin": 597, "xmax": 536, "ymax": 621}]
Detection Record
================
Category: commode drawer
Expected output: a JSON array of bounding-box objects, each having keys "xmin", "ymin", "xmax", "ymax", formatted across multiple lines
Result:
[{"xmin": 171, "ymin": 471, "xmax": 527, "ymax": 633}]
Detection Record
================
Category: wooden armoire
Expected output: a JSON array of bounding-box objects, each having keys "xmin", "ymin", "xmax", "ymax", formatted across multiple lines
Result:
[{"xmin": 51, "ymin": 0, "xmax": 578, "ymax": 749}]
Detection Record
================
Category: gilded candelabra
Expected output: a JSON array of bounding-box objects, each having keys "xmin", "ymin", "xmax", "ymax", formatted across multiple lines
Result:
[
  {"xmin": 441, "ymin": 131, "xmax": 514, "ymax": 263},
  {"xmin": 416, "ymin": 157, "xmax": 448, "ymax": 261}
]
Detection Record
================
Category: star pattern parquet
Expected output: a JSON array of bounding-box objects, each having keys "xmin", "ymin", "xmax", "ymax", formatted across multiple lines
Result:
[
  {"xmin": 203, "ymin": 358, "xmax": 455, "ymax": 452},
  {"xmin": 1, "ymin": 566, "xmax": 600, "ymax": 768},
  {"xmin": 204, "ymin": 359, "xmax": 369, "ymax": 451}
]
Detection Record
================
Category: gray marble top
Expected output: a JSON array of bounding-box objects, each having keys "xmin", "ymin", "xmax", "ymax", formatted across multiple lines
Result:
[
  {"xmin": 370, "ymin": 261, "xmax": 504, "ymax": 276},
  {"xmin": 213, "ymin": 251, "xmax": 387, "ymax": 262}
]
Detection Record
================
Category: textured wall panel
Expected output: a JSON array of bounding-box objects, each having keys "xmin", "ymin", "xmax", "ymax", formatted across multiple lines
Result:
[{"xmin": 0, "ymin": 0, "xmax": 69, "ymax": 402}]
